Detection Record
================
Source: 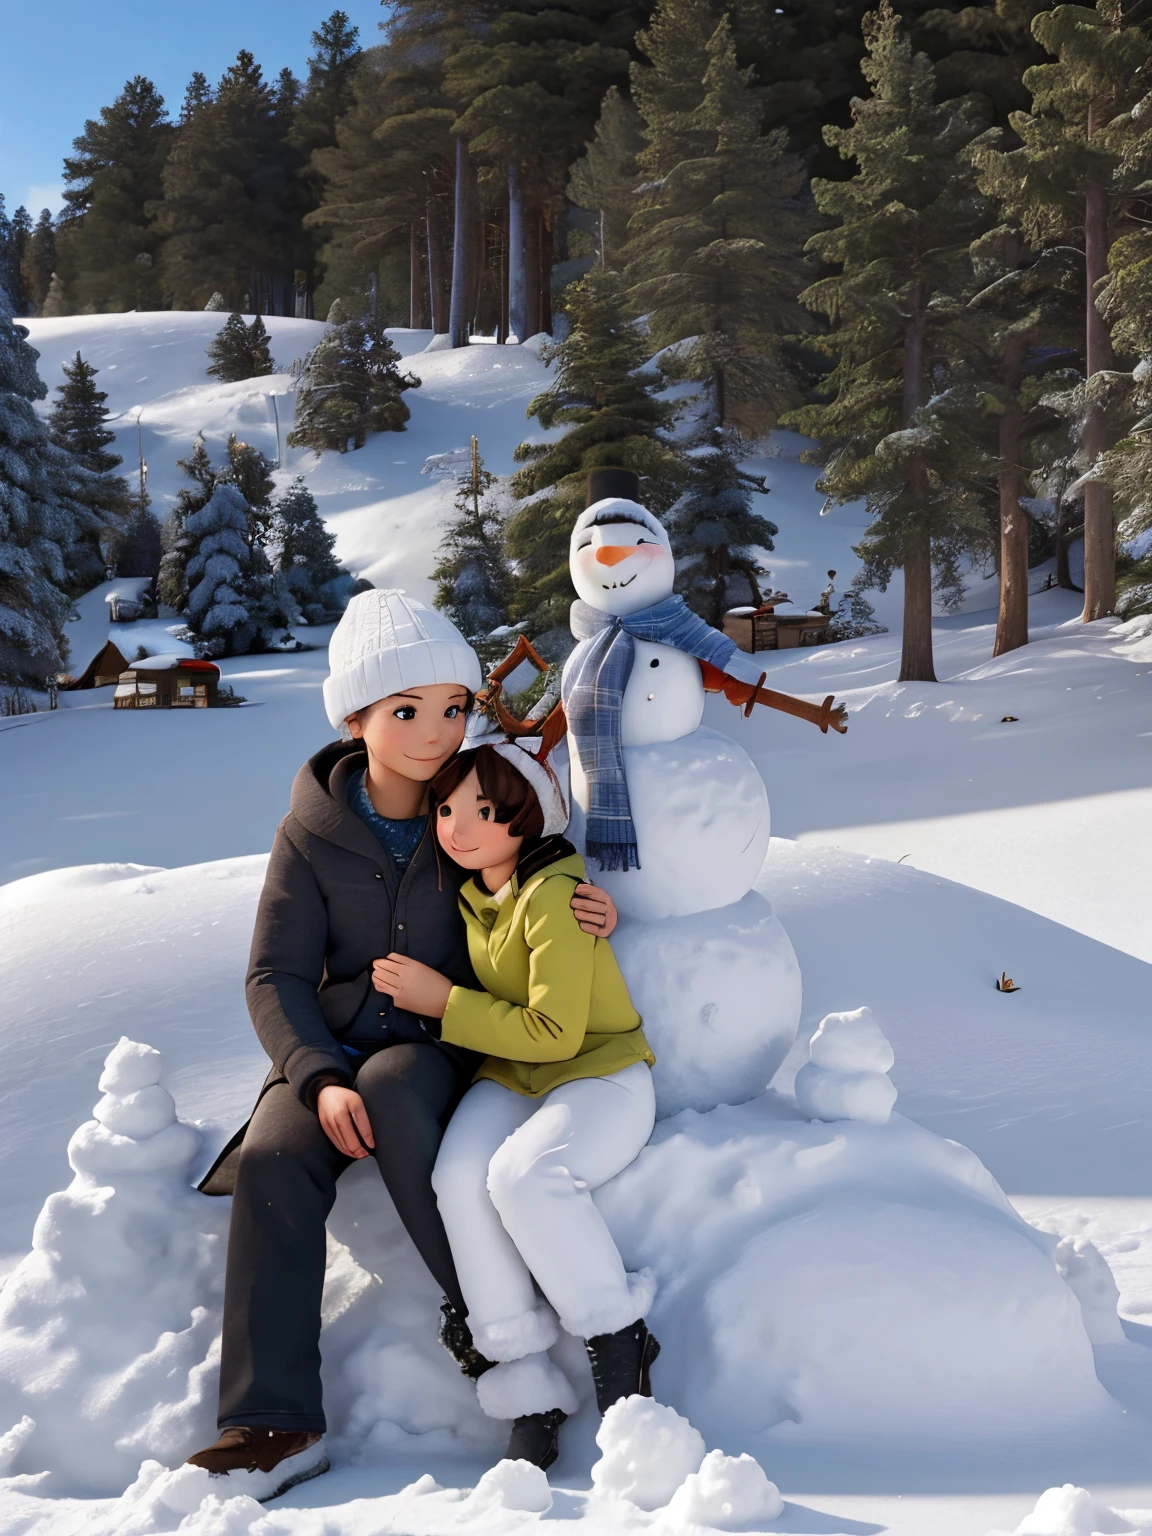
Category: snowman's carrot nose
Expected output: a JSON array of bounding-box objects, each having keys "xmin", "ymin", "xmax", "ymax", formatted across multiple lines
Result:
[{"xmin": 594, "ymin": 545, "xmax": 638, "ymax": 566}]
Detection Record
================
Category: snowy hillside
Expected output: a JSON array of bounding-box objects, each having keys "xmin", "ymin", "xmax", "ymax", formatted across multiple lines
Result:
[
  {"xmin": 1, "ymin": 317, "xmax": 1151, "ymax": 1536},
  {"xmin": 19, "ymin": 310, "xmax": 902, "ymax": 624}
]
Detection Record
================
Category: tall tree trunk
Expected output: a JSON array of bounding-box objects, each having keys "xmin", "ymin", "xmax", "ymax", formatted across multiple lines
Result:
[
  {"xmin": 994, "ymin": 423, "xmax": 1029, "ymax": 655},
  {"xmin": 1082, "ymin": 158, "xmax": 1116, "ymax": 620},
  {"xmin": 524, "ymin": 207, "xmax": 541, "ymax": 339},
  {"xmin": 467, "ymin": 212, "xmax": 484, "ymax": 334},
  {"xmin": 426, "ymin": 203, "xmax": 447, "ymax": 333},
  {"xmin": 994, "ymin": 331, "xmax": 1028, "ymax": 656},
  {"xmin": 539, "ymin": 207, "xmax": 553, "ymax": 336},
  {"xmin": 409, "ymin": 220, "xmax": 429, "ymax": 329},
  {"xmin": 898, "ymin": 296, "xmax": 936, "ymax": 682},
  {"xmin": 497, "ymin": 206, "xmax": 509, "ymax": 344},
  {"xmin": 508, "ymin": 163, "xmax": 527, "ymax": 343},
  {"xmin": 449, "ymin": 137, "xmax": 471, "ymax": 349}
]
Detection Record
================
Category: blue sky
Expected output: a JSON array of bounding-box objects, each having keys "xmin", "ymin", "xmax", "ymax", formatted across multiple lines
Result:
[{"xmin": 2, "ymin": 1, "xmax": 387, "ymax": 219}]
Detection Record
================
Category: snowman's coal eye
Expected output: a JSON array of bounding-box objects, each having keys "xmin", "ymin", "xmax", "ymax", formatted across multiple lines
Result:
[{"xmin": 650, "ymin": 658, "xmax": 659, "ymax": 668}]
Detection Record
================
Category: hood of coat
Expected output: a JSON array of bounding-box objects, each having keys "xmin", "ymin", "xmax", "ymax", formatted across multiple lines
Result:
[{"xmin": 289, "ymin": 739, "xmax": 414, "ymax": 863}]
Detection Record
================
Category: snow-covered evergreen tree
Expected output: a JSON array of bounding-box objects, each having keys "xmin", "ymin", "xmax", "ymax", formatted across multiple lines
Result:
[
  {"xmin": 288, "ymin": 312, "xmax": 417, "ymax": 453},
  {"xmin": 0, "ymin": 286, "xmax": 75, "ymax": 696},
  {"xmin": 269, "ymin": 475, "xmax": 344, "ymax": 622},
  {"xmin": 433, "ymin": 439, "xmax": 511, "ymax": 641},
  {"xmin": 47, "ymin": 352, "xmax": 130, "ymax": 586},
  {"xmin": 183, "ymin": 483, "xmax": 295, "ymax": 657},
  {"xmin": 666, "ymin": 423, "xmax": 777, "ymax": 625},
  {"xmin": 206, "ymin": 313, "xmax": 276, "ymax": 383},
  {"xmin": 827, "ymin": 578, "xmax": 887, "ymax": 641},
  {"xmin": 156, "ymin": 437, "xmax": 214, "ymax": 611},
  {"xmin": 204, "ymin": 291, "xmax": 227, "ymax": 312}
]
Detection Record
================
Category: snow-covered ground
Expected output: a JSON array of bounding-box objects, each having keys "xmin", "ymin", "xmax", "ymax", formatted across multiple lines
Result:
[{"xmin": 1, "ymin": 314, "xmax": 1150, "ymax": 1536}]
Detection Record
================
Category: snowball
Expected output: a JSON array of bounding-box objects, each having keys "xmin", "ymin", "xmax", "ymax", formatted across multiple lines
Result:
[
  {"xmin": 1053, "ymin": 1236, "xmax": 1125, "ymax": 1346},
  {"xmin": 567, "ymin": 728, "xmax": 770, "ymax": 920},
  {"xmin": 591, "ymin": 1396, "xmax": 705, "ymax": 1511},
  {"xmin": 611, "ymin": 891, "xmax": 801, "ymax": 1119},
  {"xmin": 794, "ymin": 1062, "xmax": 898, "ymax": 1125},
  {"xmin": 99, "ymin": 1037, "xmax": 164, "ymax": 1094},
  {"xmin": 665, "ymin": 1449, "xmax": 784, "ymax": 1529},
  {"xmin": 468, "ymin": 1459, "xmax": 553, "ymax": 1513},
  {"xmin": 808, "ymin": 1007, "xmax": 895, "ymax": 1074}
]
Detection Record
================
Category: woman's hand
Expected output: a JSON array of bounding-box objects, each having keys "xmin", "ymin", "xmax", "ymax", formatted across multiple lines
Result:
[
  {"xmin": 571, "ymin": 882, "xmax": 618, "ymax": 937},
  {"xmin": 373, "ymin": 954, "xmax": 453, "ymax": 1018},
  {"xmin": 317, "ymin": 1085, "xmax": 374, "ymax": 1159}
]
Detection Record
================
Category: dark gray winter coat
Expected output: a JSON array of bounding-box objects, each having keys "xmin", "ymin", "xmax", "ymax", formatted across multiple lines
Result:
[{"xmin": 201, "ymin": 740, "xmax": 477, "ymax": 1193}]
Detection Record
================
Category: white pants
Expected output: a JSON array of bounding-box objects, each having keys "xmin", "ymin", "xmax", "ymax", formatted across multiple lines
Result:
[{"xmin": 432, "ymin": 1062, "xmax": 656, "ymax": 1419}]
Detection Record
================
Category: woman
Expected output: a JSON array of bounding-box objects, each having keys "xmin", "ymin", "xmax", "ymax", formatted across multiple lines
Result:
[{"xmin": 373, "ymin": 728, "xmax": 659, "ymax": 1473}]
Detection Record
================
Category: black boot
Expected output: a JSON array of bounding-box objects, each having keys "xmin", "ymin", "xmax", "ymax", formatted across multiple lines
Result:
[
  {"xmin": 585, "ymin": 1320, "xmax": 660, "ymax": 1414},
  {"xmin": 438, "ymin": 1300, "xmax": 494, "ymax": 1382},
  {"xmin": 505, "ymin": 1408, "xmax": 567, "ymax": 1471}
]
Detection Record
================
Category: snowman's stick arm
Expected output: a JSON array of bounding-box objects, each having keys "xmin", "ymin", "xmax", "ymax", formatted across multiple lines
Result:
[{"xmin": 699, "ymin": 663, "xmax": 849, "ymax": 735}]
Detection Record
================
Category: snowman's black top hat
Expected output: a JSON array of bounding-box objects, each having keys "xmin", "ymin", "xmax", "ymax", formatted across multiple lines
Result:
[{"xmin": 585, "ymin": 468, "xmax": 640, "ymax": 506}]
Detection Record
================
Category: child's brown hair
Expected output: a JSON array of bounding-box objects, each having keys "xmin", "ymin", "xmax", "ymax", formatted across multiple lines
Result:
[{"xmin": 431, "ymin": 745, "xmax": 545, "ymax": 840}]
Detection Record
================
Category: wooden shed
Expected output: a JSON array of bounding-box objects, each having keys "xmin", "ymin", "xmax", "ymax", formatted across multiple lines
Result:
[
  {"xmin": 723, "ymin": 604, "xmax": 830, "ymax": 653},
  {"xmin": 113, "ymin": 655, "xmax": 220, "ymax": 709}
]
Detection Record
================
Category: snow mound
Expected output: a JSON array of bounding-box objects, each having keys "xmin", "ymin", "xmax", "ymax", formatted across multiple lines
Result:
[
  {"xmin": 988, "ymin": 1484, "xmax": 1152, "ymax": 1535},
  {"xmin": 1053, "ymin": 1235, "xmax": 1126, "ymax": 1346},
  {"xmin": 467, "ymin": 1458, "xmax": 552, "ymax": 1513},
  {"xmin": 591, "ymin": 1396, "xmax": 706, "ymax": 1511},
  {"xmin": 665, "ymin": 1448, "xmax": 784, "ymax": 1530},
  {"xmin": 794, "ymin": 1006, "xmax": 898, "ymax": 1125},
  {"xmin": 596, "ymin": 1094, "xmax": 1114, "ymax": 1455}
]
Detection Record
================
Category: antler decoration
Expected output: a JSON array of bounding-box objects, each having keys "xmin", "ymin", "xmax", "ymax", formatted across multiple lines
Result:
[{"xmin": 474, "ymin": 634, "xmax": 568, "ymax": 758}]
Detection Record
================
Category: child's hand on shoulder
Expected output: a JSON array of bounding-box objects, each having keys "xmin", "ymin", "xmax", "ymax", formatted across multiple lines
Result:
[
  {"xmin": 373, "ymin": 954, "xmax": 452, "ymax": 1018},
  {"xmin": 571, "ymin": 882, "xmax": 618, "ymax": 936}
]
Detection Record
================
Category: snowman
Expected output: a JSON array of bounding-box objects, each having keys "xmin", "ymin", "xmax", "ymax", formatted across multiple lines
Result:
[{"xmin": 559, "ymin": 471, "xmax": 818, "ymax": 1118}]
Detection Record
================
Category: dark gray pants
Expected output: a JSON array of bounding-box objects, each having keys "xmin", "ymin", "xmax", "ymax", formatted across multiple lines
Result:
[{"xmin": 218, "ymin": 1042, "xmax": 466, "ymax": 1432}]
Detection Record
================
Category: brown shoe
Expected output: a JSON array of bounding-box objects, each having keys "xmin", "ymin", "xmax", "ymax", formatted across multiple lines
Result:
[{"xmin": 186, "ymin": 1426, "xmax": 329, "ymax": 1502}]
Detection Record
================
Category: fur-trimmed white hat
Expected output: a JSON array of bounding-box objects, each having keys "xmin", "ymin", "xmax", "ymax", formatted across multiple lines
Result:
[
  {"xmin": 323, "ymin": 589, "xmax": 482, "ymax": 730},
  {"xmin": 458, "ymin": 714, "xmax": 569, "ymax": 836}
]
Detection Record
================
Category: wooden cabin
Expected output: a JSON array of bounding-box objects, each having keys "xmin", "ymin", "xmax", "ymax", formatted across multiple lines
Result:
[
  {"xmin": 113, "ymin": 655, "xmax": 220, "ymax": 709},
  {"xmin": 723, "ymin": 604, "xmax": 830, "ymax": 653},
  {"xmin": 60, "ymin": 639, "xmax": 131, "ymax": 691}
]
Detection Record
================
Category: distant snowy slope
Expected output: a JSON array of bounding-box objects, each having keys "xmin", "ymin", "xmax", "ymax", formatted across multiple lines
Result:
[{"xmin": 19, "ymin": 311, "xmax": 887, "ymax": 615}]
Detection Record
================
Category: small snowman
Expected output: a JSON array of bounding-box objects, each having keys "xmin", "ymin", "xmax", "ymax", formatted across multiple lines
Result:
[{"xmin": 560, "ymin": 470, "xmax": 819, "ymax": 1117}]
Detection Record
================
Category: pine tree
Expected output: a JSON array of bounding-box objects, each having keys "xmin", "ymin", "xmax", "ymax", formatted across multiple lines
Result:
[
  {"xmin": 292, "ymin": 11, "xmax": 365, "ymax": 160},
  {"xmin": 184, "ymin": 483, "xmax": 296, "ymax": 656},
  {"xmin": 434, "ymin": 436, "xmax": 512, "ymax": 639},
  {"xmin": 627, "ymin": 8, "xmax": 810, "ymax": 435},
  {"xmin": 568, "ymin": 87, "xmax": 644, "ymax": 269},
  {"xmin": 8, "ymin": 208, "xmax": 32, "ymax": 313},
  {"xmin": 0, "ymin": 199, "xmax": 17, "ymax": 306},
  {"xmin": 180, "ymin": 72, "xmax": 213, "ymax": 123},
  {"xmin": 157, "ymin": 436, "xmax": 216, "ymax": 610},
  {"xmin": 219, "ymin": 433, "xmax": 276, "ymax": 548},
  {"xmin": 21, "ymin": 212, "xmax": 57, "ymax": 314},
  {"xmin": 41, "ymin": 274, "xmax": 67, "ymax": 318},
  {"xmin": 827, "ymin": 577, "xmax": 887, "ymax": 640},
  {"xmin": 47, "ymin": 353, "xmax": 131, "ymax": 588},
  {"xmin": 58, "ymin": 77, "xmax": 172, "ymax": 312},
  {"xmin": 947, "ymin": 219, "xmax": 1082, "ymax": 654},
  {"xmin": 0, "ymin": 286, "xmax": 76, "ymax": 693},
  {"xmin": 506, "ymin": 266, "xmax": 684, "ymax": 643},
  {"xmin": 975, "ymin": 0, "xmax": 1152, "ymax": 622},
  {"xmin": 288, "ymin": 311, "xmax": 418, "ymax": 452},
  {"xmin": 157, "ymin": 52, "xmax": 294, "ymax": 310},
  {"xmin": 665, "ymin": 425, "xmax": 777, "ymax": 625},
  {"xmin": 206, "ymin": 313, "xmax": 276, "ymax": 381},
  {"xmin": 116, "ymin": 503, "xmax": 163, "ymax": 579},
  {"xmin": 783, "ymin": 2, "xmax": 992, "ymax": 683},
  {"xmin": 270, "ymin": 475, "xmax": 344, "ymax": 621}
]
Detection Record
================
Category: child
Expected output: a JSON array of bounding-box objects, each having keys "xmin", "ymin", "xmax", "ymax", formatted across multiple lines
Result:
[{"xmin": 372, "ymin": 727, "xmax": 658, "ymax": 1472}]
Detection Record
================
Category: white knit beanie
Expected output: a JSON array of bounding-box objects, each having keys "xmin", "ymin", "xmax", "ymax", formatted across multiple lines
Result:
[{"xmin": 323, "ymin": 589, "xmax": 482, "ymax": 729}]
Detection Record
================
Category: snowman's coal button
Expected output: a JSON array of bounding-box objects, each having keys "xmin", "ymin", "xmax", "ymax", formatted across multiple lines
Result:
[{"xmin": 650, "ymin": 658, "xmax": 659, "ymax": 667}]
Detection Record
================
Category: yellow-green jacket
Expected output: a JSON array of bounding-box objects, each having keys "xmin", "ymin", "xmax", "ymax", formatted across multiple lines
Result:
[{"xmin": 439, "ymin": 847, "xmax": 655, "ymax": 1097}]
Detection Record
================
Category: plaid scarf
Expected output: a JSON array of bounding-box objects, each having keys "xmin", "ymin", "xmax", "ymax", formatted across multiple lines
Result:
[{"xmin": 564, "ymin": 595, "xmax": 763, "ymax": 871}]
